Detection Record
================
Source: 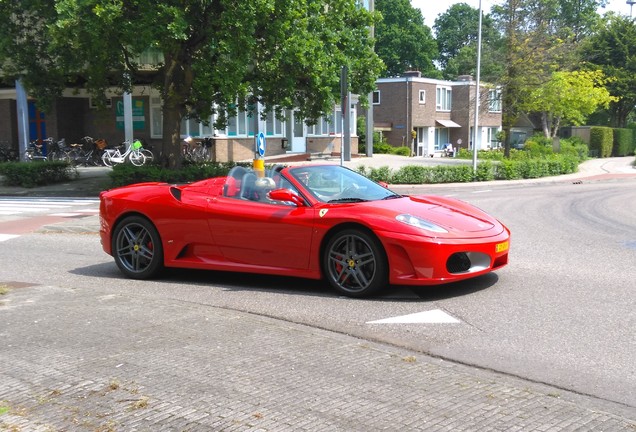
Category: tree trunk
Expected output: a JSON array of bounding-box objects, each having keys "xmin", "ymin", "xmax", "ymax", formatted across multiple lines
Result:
[
  {"xmin": 159, "ymin": 52, "xmax": 195, "ymax": 169},
  {"xmin": 541, "ymin": 112, "xmax": 550, "ymax": 138}
]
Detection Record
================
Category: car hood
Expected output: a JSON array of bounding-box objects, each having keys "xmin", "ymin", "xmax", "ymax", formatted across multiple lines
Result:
[{"xmin": 354, "ymin": 194, "xmax": 505, "ymax": 238}]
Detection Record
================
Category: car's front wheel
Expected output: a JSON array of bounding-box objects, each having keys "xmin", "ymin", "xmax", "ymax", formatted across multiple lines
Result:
[
  {"xmin": 112, "ymin": 216, "xmax": 163, "ymax": 279},
  {"xmin": 323, "ymin": 228, "xmax": 388, "ymax": 297}
]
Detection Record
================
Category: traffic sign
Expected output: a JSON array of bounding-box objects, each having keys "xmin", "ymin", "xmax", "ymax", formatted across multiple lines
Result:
[{"xmin": 256, "ymin": 132, "xmax": 266, "ymax": 157}]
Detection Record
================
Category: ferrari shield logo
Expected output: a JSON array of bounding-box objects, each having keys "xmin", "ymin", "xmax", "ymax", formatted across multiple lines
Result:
[{"xmin": 319, "ymin": 209, "xmax": 328, "ymax": 218}]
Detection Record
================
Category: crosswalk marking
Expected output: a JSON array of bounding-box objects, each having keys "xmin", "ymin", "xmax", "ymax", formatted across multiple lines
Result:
[
  {"xmin": 0, "ymin": 198, "xmax": 99, "ymax": 217},
  {"xmin": 0, "ymin": 198, "xmax": 100, "ymax": 241}
]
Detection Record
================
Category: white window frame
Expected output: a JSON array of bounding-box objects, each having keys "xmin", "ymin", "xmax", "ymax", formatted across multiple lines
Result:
[
  {"xmin": 436, "ymin": 86, "xmax": 452, "ymax": 111},
  {"xmin": 418, "ymin": 90, "xmax": 426, "ymax": 104},
  {"xmin": 488, "ymin": 88, "xmax": 502, "ymax": 112},
  {"xmin": 372, "ymin": 90, "xmax": 380, "ymax": 105}
]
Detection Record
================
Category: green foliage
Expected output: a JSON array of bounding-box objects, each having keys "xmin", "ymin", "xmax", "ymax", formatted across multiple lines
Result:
[
  {"xmin": 523, "ymin": 135, "xmax": 554, "ymax": 158},
  {"xmin": 522, "ymin": 70, "xmax": 616, "ymax": 137},
  {"xmin": 0, "ymin": 162, "xmax": 77, "ymax": 188},
  {"xmin": 358, "ymin": 154, "xmax": 580, "ymax": 185},
  {"xmin": 612, "ymin": 128, "xmax": 634, "ymax": 156},
  {"xmin": 392, "ymin": 146, "xmax": 411, "ymax": 156},
  {"xmin": 589, "ymin": 126, "xmax": 613, "ymax": 157},
  {"xmin": 475, "ymin": 160, "xmax": 495, "ymax": 181},
  {"xmin": 375, "ymin": 0, "xmax": 440, "ymax": 77},
  {"xmin": 371, "ymin": 142, "xmax": 411, "ymax": 156},
  {"xmin": 559, "ymin": 137, "xmax": 589, "ymax": 160},
  {"xmin": 581, "ymin": 16, "xmax": 636, "ymax": 128},
  {"xmin": 456, "ymin": 148, "xmax": 505, "ymax": 161},
  {"xmin": 109, "ymin": 162, "xmax": 248, "ymax": 187},
  {"xmin": 434, "ymin": 3, "xmax": 503, "ymax": 81},
  {"xmin": 0, "ymin": 0, "xmax": 383, "ymax": 169}
]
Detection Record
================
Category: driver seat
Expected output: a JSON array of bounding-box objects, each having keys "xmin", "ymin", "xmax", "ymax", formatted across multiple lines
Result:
[{"xmin": 240, "ymin": 172, "xmax": 257, "ymax": 200}]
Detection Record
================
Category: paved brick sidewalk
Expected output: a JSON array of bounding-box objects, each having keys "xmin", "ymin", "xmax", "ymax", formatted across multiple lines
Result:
[{"xmin": 1, "ymin": 283, "xmax": 634, "ymax": 431}]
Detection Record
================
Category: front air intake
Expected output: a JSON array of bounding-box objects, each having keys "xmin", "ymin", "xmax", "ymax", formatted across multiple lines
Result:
[{"xmin": 446, "ymin": 252, "xmax": 471, "ymax": 274}]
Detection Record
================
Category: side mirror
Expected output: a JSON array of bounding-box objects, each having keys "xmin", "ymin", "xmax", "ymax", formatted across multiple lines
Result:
[
  {"xmin": 268, "ymin": 188, "xmax": 305, "ymax": 206},
  {"xmin": 378, "ymin": 181, "xmax": 389, "ymax": 189}
]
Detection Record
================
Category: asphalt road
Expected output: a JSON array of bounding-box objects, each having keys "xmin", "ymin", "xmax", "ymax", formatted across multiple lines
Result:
[{"xmin": 0, "ymin": 177, "xmax": 635, "ymax": 430}]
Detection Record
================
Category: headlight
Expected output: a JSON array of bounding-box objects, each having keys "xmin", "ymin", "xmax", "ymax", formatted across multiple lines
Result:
[{"xmin": 396, "ymin": 214, "xmax": 448, "ymax": 233}]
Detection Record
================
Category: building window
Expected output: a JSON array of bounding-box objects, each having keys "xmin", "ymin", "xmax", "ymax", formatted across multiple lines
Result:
[
  {"xmin": 227, "ymin": 103, "xmax": 256, "ymax": 137},
  {"xmin": 436, "ymin": 86, "xmax": 452, "ymax": 111},
  {"xmin": 150, "ymin": 97, "xmax": 162, "ymax": 138},
  {"xmin": 434, "ymin": 127, "xmax": 450, "ymax": 151},
  {"xmin": 419, "ymin": 90, "xmax": 426, "ymax": 104},
  {"xmin": 372, "ymin": 90, "xmax": 380, "ymax": 105},
  {"xmin": 489, "ymin": 89, "xmax": 502, "ymax": 112},
  {"xmin": 486, "ymin": 127, "xmax": 501, "ymax": 149},
  {"xmin": 265, "ymin": 110, "xmax": 284, "ymax": 136}
]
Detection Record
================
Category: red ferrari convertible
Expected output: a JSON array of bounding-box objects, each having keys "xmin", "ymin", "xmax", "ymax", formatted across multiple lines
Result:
[{"xmin": 99, "ymin": 164, "xmax": 510, "ymax": 297}]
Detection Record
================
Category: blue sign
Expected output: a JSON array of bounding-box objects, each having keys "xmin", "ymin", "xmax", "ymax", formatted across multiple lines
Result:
[{"xmin": 256, "ymin": 132, "xmax": 266, "ymax": 157}]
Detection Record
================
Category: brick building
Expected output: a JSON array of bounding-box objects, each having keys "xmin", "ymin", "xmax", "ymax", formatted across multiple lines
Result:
[
  {"xmin": 372, "ymin": 71, "xmax": 503, "ymax": 156},
  {"xmin": 0, "ymin": 85, "xmax": 358, "ymax": 162}
]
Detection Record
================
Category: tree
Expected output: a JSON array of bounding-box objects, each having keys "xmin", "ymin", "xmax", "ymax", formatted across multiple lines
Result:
[
  {"xmin": 581, "ymin": 15, "xmax": 636, "ymax": 127},
  {"xmin": 0, "ymin": 0, "xmax": 384, "ymax": 168},
  {"xmin": 434, "ymin": 3, "xmax": 504, "ymax": 81},
  {"xmin": 374, "ymin": 0, "xmax": 439, "ymax": 77},
  {"xmin": 491, "ymin": 0, "xmax": 607, "ymax": 155},
  {"xmin": 522, "ymin": 70, "xmax": 616, "ymax": 137}
]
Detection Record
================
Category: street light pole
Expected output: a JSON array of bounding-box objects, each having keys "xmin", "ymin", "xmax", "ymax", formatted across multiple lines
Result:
[
  {"xmin": 628, "ymin": 0, "xmax": 636, "ymax": 17},
  {"xmin": 472, "ymin": 0, "xmax": 483, "ymax": 173}
]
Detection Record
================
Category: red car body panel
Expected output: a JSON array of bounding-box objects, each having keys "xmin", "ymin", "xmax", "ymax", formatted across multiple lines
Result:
[{"xmin": 100, "ymin": 165, "xmax": 510, "ymax": 287}]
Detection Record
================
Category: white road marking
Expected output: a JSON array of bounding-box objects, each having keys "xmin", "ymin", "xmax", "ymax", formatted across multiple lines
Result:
[
  {"xmin": 0, "ymin": 234, "xmax": 20, "ymax": 242},
  {"xmin": 50, "ymin": 213, "xmax": 82, "ymax": 217},
  {"xmin": 472, "ymin": 189, "xmax": 492, "ymax": 194},
  {"xmin": 367, "ymin": 309, "xmax": 461, "ymax": 324},
  {"xmin": 0, "ymin": 198, "xmax": 99, "ymax": 217}
]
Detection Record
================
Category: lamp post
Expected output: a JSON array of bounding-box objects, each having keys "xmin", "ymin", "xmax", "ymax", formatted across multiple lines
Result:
[
  {"xmin": 472, "ymin": 0, "xmax": 483, "ymax": 173},
  {"xmin": 628, "ymin": 0, "xmax": 636, "ymax": 17}
]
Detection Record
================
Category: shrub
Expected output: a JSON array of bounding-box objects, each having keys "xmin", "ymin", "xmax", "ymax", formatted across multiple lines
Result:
[
  {"xmin": 392, "ymin": 146, "xmax": 411, "ymax": 156},
  {"xmin": 559, "ymin": 137, "xmax": 589, "ymax": 161},
  {"xmin": 612, "ymin": 128, "xmax": 634, "ymax": 156},
  {"xmin": 475, "ymin": 160, "xmax": 495, "ymax": 181},
  {"xmin": 0, "ymin": 161, "xmax": 77, "ymax": 187},
  {"xmin": 589, "ymin": 126, "xmax": 613, "ymax": 157},
  {"xmin": 109, "ymin": 162, "xmax": 246, "ymax": 187}
]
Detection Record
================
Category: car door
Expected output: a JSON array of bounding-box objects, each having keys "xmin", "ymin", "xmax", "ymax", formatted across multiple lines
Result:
[{"xmin": 206, "ymin": 197, "xmax": 315, "ymax": 270}]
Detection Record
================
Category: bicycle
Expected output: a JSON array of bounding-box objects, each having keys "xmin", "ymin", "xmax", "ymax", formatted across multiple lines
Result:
[
  {"xmin": 182, "ymin": 136, "xmax": 211, "ymax": 163},
  {"xmin": 46, "ymin": 138, "xmax": 72, "ymax": 162},
  {"xmin": 25, "ymin": 138, "xmax": 50, "ymax": 162},
  {"xmin": 68, "ymin": 136, "xmax": 107, "ymax": 166},
  {"xmin": 101, "ymin": 139, "xmax": 146, "ymax": 166}
]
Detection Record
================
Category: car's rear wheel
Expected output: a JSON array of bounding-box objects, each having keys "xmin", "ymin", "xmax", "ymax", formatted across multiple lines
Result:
[
  {"xmin": 323, "ymin": 228, "xmax": 388, "ymax": 297},
  {"xmin": 112, "ymin": 216, "xmax": 163, "ymax": 279}
]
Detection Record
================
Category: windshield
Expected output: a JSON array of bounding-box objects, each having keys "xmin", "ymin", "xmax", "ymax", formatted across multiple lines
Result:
[{"xmin": 288, "ymin": 165, "xmax": 400, "ymax": 203}]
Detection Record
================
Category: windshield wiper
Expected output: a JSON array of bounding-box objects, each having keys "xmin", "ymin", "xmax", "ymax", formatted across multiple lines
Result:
[
  {"xmin": 382, "ymin": 194, "xmax": 402, "ymax": 200},
  {"xmin": 327, "ymin": 197, "xmax": 369, "ymax": 203}
]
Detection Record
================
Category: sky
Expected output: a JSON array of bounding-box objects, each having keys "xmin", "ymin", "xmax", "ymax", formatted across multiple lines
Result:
[{"xmin": 410, "ymin": 0, "xmax": 634, "ymax": 29}]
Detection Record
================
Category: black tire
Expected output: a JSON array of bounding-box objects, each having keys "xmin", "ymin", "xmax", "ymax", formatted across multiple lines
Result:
[
  {"xmin": 112, "ymin": 216, "xmax": 163, "ymax": 279},
  {"xmin": 323, "ymin": 228, "xmax": 388, "ymax": 297}
]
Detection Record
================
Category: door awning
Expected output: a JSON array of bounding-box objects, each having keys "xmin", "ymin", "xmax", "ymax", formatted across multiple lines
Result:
[{"xmin": 436, "ymin": 119, "xmax": 462, "ymax": 128}]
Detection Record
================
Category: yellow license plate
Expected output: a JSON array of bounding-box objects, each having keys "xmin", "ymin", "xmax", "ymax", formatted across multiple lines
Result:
[{"xmin": 495, "ymin": 241, "xmax": 509, "ymax": 253}]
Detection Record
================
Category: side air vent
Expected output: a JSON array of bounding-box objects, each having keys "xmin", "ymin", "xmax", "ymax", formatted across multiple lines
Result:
[{"xmin": 170, "ymin": 186, "xmax": 182, "ymax": 202}]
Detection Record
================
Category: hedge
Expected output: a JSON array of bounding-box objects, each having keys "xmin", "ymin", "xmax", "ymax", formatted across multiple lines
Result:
[
  {"xmin": 589, "ymin": 126, "xmax": 613, "ymax": 158},
  {"xmin": 613, "ymin": 128, "xmax": 635, "ymax": 156},
  {"xmin": 356, "ymin": 155, "xmax": 579, "ymax": 184},
  {"xmin": 0, "ymin": 161, "xmax": 77, "ymax": 187}
]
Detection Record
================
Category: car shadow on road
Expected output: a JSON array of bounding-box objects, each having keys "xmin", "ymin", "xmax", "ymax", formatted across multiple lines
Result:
[
  {"xmin": 72, "ymin": 263, "xmax": 499, "ymax": 301},
  {"xmin": 391, "ymin": 273, "xmax": 499, "ymax": 301}
]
